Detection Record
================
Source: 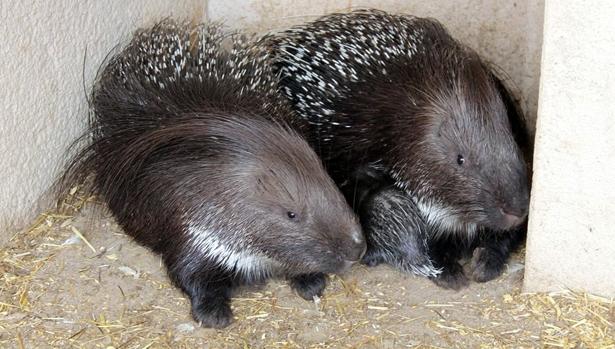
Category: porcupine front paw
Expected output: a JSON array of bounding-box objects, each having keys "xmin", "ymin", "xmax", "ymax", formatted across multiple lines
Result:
[
  {"xmin": 360, "ymin": 249, "xmax": 387, "ymax": 267},
  {"xmin": 470, "ymin": 247, "xmax": 506, "ymax": 283},
  {"xmin": 289, "ymin": 273, "xmax": 327, "ymax": 300},
  {"xmin": 430, "ymin": 262, "xmax": 469, "ymax": 290},
  {"xmin": 191, "ymin": 297, "xmax": 234, "ymax": 329}
]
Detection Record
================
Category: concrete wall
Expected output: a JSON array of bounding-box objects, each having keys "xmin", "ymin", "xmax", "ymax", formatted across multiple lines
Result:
[
  {"xmin": 524, "ymin": 0, "xmax": 615, "ymax": 297},
  {"xmin": 208, "ymin": 0, "xmax": 544, "ymax": 135},
  {"xmin": 0, "ymin": 1, "xmax": 203, "ymax": 243}
]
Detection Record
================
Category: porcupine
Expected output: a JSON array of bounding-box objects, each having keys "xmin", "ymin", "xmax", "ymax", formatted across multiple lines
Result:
[
  {"xmin": 266, "ymin": 9, "xmax": 530, "ymax": 289},
  {"xmin": 59, "ymin": 20, "xmax": 366, "ymax": 328}
]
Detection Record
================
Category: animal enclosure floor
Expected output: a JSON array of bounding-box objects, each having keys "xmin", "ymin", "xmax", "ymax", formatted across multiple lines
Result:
[{"xmin": 1, "ymin": 201, "xmax": 613, "ymax": 348}]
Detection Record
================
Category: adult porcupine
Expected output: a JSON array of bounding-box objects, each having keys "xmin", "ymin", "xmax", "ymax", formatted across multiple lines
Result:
[
  {"xmin": 267, "ymin": 9, "xmax": 530, "ymax": 289},
  {"xmin": 59, "ymin": 20, "xmax": 365, "ymax": 328}
]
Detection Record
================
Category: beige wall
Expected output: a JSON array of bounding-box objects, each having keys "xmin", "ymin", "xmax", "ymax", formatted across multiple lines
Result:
[
  {"xmin": 524, "ymin": 0, "xmax": 615, "ymax": 297},
  {"xmin": 208, "ymin": 0, "xmax": 544, "ymax": 135},
  {"xmin": 0, "ymin": 1, "xmax": 203, "ymax": 243}
]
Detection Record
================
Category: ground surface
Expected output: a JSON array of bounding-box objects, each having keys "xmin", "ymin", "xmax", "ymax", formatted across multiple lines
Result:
[{"xmin": 1, "ymin": 198, "xmax": 613, "ymax": 348}]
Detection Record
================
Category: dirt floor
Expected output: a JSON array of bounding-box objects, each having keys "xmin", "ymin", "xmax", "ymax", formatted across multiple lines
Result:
[{"xmin": 1, "ymin": 197, "xmax": 613, "ymax": 348}]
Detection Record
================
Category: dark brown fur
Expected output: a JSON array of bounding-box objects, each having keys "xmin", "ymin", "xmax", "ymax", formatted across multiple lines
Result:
[{"xmin": 58, "ymin": 21, "xmax": 364, "ymax": 328}]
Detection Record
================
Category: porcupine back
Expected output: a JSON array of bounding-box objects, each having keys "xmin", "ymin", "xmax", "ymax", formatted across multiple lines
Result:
[
  {"xmin": 61, "ymin": 20, "xmax": 295, "ymax": 203},
  {"xmin": 269, "ymin": 10, "xmax": 438, "ymax": 154}
]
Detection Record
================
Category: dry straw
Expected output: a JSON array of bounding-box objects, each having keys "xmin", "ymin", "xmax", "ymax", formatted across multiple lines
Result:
[{"xmin": 1, "ymin": 190, "xmax": 613, "ymax": 348}]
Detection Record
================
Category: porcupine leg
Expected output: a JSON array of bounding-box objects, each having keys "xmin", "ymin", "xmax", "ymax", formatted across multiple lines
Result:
[
  {"xmin": 168, "ymin": 260, "xmax": 235, "ymax": 328},
  {"xmin": 428, "ymin": 238, "xmax": 469, "ymax": 290},
  {"xmin": 470, "ymin": 224, "xmax": 526, "ymax": 282},
  {"xmin": 289, "ymin": 273, "xmax": 327, "ymax": 300},
  {"xmin": 188, "ymin": 276, "xmax": 235, "ymax": 328}
]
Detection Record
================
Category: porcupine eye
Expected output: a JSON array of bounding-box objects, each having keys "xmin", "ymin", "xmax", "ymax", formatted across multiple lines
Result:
[
  {"xmin": 457, "ymin": 154, "xmax": 465, "ymax": 166},
  {"xmin": 287, "ymin": 211, "xmax": 297, "ymax": 220}
]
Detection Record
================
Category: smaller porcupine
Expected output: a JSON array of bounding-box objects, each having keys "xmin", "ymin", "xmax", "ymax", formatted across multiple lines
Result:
[
  {"xmin": 348, "ymin": 164, "xmax": 439, "ymax": 277},
  {"xmin": 60, "ymin": 21, "xmax": 365, "ymax": 328},
  {"xmin": 267, "ymin": 9, "xmax": 530, "ymax": 289}
]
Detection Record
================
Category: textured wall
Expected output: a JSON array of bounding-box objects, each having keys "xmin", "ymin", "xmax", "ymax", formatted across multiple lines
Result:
[
  {"xmin": 0, "ymin": 0, "xmax": 203, "ymax": 243},
  {"xmin": 524, "ymin": 0, "xmax": 615, "ymax": 297},
  {"xmin": 208, "ymin": 0, "xmax": 544, "ymax": 134}
]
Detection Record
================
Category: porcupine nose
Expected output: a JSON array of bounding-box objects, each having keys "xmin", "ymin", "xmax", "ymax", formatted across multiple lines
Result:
[
  {"xmin": 499, "ymin": 206, "xmax": 527, "ymax": 229},
  {"xmin": 499, "ymin": 187, "xmax": 530, "ymax": 229}
]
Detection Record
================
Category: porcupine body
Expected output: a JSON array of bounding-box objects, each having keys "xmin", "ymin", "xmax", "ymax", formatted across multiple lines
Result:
[
  {"xmin": 60, "ymin": 21, "xmax": 365, "ymax": 328},
  {"xmin": 267, "ymin": 9, "xmax": 530, "ymax": 289}
]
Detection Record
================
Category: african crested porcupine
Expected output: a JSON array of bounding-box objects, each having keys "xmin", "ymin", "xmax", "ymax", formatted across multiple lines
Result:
[
  {"xmin": 266, "ymin": 9, "xmax": 530, "ymax": 289},
  {"xmin": 60, "ymin": 21, "xmax": 365, "ymax": 328}
]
